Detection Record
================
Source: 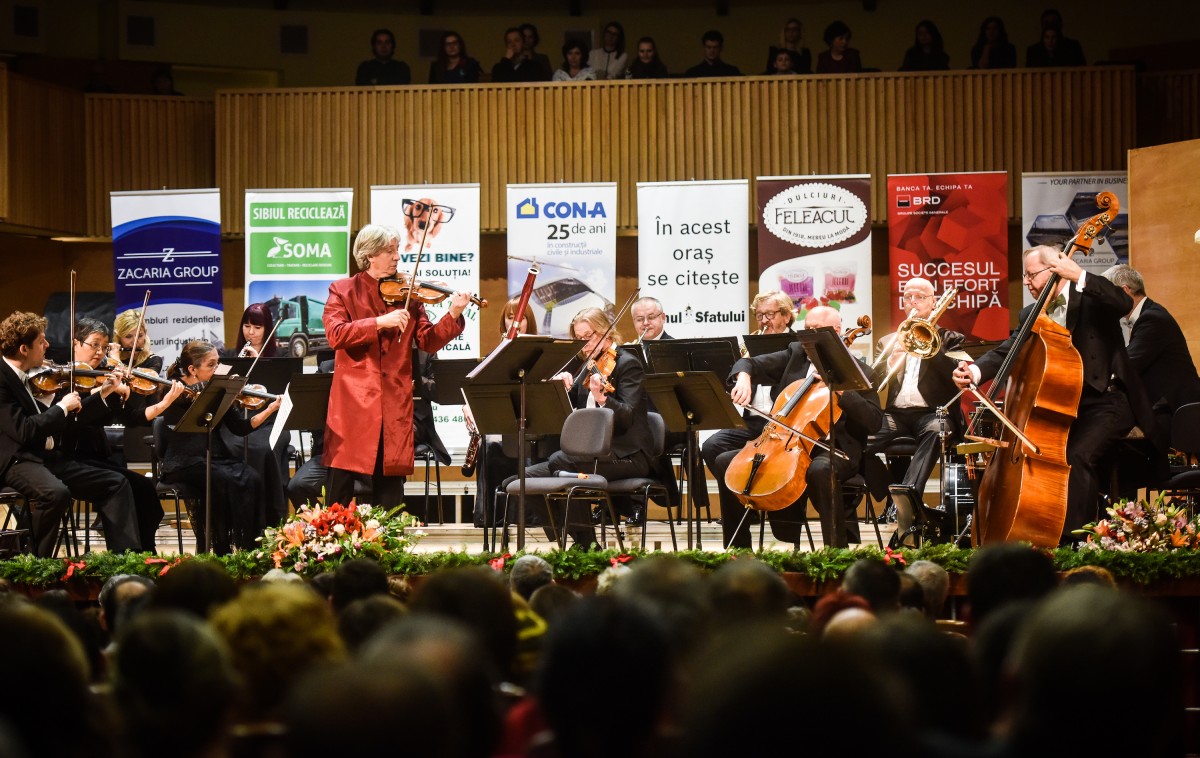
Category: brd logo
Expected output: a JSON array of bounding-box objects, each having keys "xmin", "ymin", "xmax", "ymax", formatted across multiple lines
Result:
[
  {"xmin": 515, "ymin": 198, "xmax": 607, "ymax": 219},
  {"xmin": 267, "ymin": 236, "xmax": 332, "ymax": 258},
  {"xmin": 913, "ymin": 195, "xmax": 941, "ymax": 206}
]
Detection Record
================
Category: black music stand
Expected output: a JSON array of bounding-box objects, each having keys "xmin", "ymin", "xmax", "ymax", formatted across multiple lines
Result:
[
  {"xmin": 224, "ymin": 357, "xmax": 302, "ymax": 395},
  {"xmin": 172, "ymin": 376, "xmax": 246, "ymax": 554},
  {"xmin": 797, "ymin": 327, "xmax": 871, "ymax": 549},
  {"xmin": 465, "ymin": 336, "xmax": 580, "ymax": 550},
  {"xmin": 645, "ymin": 337, "xmax": 739, "ymax": 378},
  {"xmin": 645, "ymin": 371, "xmax": 746, "ymax": 550},
  {"xmin": 743, "ymin": 332, "xmax": 801, "ymax": 357},
  {"xmin": 273, "ymin": 372, "xmax": 333, "ymax": 446},
  {"xmin": 429, "ymin": 358, "xmax": 482, "ymax": 405}
]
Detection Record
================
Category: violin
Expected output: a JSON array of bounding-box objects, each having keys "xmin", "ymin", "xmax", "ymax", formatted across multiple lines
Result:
[
  {"xmin": 584, "ymin": 343, "xmax": 618, "ymax": 395},
  {"xmin": 167, "ymin": 379, "xmax": 278, "ymax": 411},
  {"xmin": 722, "ymin": 317, "xmax": 872, "ymax": 513},
  {"xmin": 28, "ymin": 362, "xmax": 117, "ymax": 394},
  {"xmin": 378, "ymin": 275, "xmax": 488, "ymax": 309}
]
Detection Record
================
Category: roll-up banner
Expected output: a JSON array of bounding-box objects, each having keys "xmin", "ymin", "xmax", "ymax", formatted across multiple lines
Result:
[
  {"xmin": 506, "ymin": 183, "xmax": 618, "ymax": 338},
  {"xmin": 244, "ymin": 188, "xmax": 353, "ymax": 359},
  {"xmin": 756, "ymin": 175, "xmax": 873, "ymax": 354},
  {"xmin": 372, "ymin": 184, "xmax": 481, "ymax": 453},
  {"xmin": 1021, "ymin": 171, "xmax": 1129, "ymax": 306},
  {"xmin": 886, "ymin": 172, "xmax": 1009, "ymax": 343},
  {"xmin": 636, "ymin": 180, "xmax": 748, "ymax": 337},
  {"xmin": 111, "ymin": 188, "xmax": 224, "ymax": 365}
]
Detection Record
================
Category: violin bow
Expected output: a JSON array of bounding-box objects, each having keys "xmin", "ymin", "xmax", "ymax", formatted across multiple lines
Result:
[
  {"xmin": 242, "ymin": 315, "xmax": 283, "ymax": 380},
  {"xmin": 552, "ymin": 286, "xmax": 641, "ymax": 379},
  {"xmin": 124, "ymin": 290, "xmax": 151, "ymax": 377},
  {"xmin": 68, "ymin": 270, "xmax": 77, "ymax": 395},
  {"xmin": 402, "ymin": 202, "xmax": 437, "ymax": 312}
]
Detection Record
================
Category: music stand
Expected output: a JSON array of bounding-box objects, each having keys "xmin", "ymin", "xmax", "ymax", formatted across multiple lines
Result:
[
  {"xmin": 742, "ymin": 332, "xmax": 800, "ymax": 357},
  {"xmin": 225, "ymin": 357, "xmax": 302, "ymax": 395},
  {"xmin": 429, "ymin": 358, "xmax": 482, "ymax": 405},
  {"xmin": 797, "ymin": 327, "xmax": 871, "ymax": 549},
  {"xmin": 645, "ymin": 371, "xmax": 746, "ymax": 550},
  {"xmin": 172, "ymin": 376, "xmax": 246, "ymax": 553},
  {"xmin": 465, "ymin": 336, "xmax": 581, "ymax": 549},
  {"xmin": 645, "ymin": 337, "xmax": 739, "ymax": 378}
]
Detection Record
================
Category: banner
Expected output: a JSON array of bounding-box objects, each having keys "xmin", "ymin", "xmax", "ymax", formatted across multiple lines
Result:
[
  {"xmin": 636, "ymin": 180, "xmax": 748, "ymax": 337},
  {"xmin": 886, "ymin": 172, "xmax": 1009, "ymax": 343},
  {"xmin": 111, "ymin": 189, "xmax": 223, "ymax": 365},
  {"xmin": 756, "ymin": 175, "xmax": 873, "ymax": 352},
  {"xmin": 506, "ymin": 183, "xmax": 617, "ymax": 338},
  {"xmin": 373, "ymin": 185, "xmax": 481, "ymax": 453},
  {"xmin": 244, "ymin": 188, "xmax": 353, "ymax": 358},
  {"xmin": 1021, "ymin": 171, "xmax": 1129, "ymax": 306}
]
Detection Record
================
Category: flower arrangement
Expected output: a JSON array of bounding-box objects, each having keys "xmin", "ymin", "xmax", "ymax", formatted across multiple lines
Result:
[
  {"xmin": 259, "ymin": 501, "xmax": 424, "ymax": 574},
  {"xmin": 1076, "ymin": 496, "xmax": 1200, "ymax": 552}
]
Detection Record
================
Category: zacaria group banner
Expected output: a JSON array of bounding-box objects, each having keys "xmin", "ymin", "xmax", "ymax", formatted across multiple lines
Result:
[
  {"xmin": 244, "ymin": 188, "xmax": 352, "ymax": 358},
  {"xmin": 506, "ymin": 183, "xmax": 617, "ymax": 338},
  {"xmin": 111, "ymin": 188, "xmax": 224, "ymax": 365},
  {"xmin": 373, "ymin": 185, "xmax": 481, "ymax": 453},
  {"xmin": 1021, "ymin": 171, "xmax": 1129, "ymax": 306},
  {"xmin": 756, "ymin": 175, "xmax": 873, "ymax": 353},
  {"xmin": 636, "ymin": 180, "xmax": 748, "ymax": 338},
  {"xmin": 886, "ymin": 172, "xmax": 1009, "ymax": 343}
]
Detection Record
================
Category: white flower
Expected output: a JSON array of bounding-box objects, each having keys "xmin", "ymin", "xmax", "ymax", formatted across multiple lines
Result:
[
  {"xmin": 366, "ymin": 519, "xmax": 380, "ymax": 530},
  {"xmin": 334, "ymin": 524, "xmax": 346, "ymax": 535},
  {"xmin": 357, "ymin": 503, "xmax": 372, "ymax": 516}
]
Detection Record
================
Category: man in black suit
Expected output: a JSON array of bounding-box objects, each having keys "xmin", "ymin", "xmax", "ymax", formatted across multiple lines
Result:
[
  {"xmin": 629, "ymin": 296, "xmax": 672, "ymax": 342},
  {"xmin": 704, "ymin": 306, "xmax": 883, "ymax": 549},
  {"xmin": 953, "ymin": 247, "xmax": 1154, "ymax": 541},
  {"xmin": 866, "ymin": 278, "xmax": 965, "ymax": 528},
  {"xmin": 0, "ymin": 311, "xmax": 138, "ymax": 556}
]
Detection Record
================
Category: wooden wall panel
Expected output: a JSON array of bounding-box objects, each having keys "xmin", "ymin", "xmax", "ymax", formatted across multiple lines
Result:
[
  {"xmin": 0, "ymin": 67, "xmax": 8, "ymax": 220},
  {"xmin": 1137, "ymin": 72, "xmax": 1200, "ymax": 151}
]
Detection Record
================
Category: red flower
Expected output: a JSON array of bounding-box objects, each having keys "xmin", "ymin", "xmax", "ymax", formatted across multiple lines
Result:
[
  {"xmin": 63, "ymin": 560, "xmax": 86, "ymax": 579},
  {"xmin": 489, "ymin": 553, "xmax": 513, "ymax": 571},
  {"xmin": 883, "ymin": 547, "xmax": 907, "ymax": 567},
  {"xmin": 610, "ymin": 554, "xmax": 633, "ymax": 566}
]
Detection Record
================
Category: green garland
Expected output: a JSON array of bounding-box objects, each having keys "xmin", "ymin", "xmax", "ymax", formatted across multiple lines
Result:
[{"xmin": 3, "ymin": 543, "xmax": 1200, "ymax": 590}]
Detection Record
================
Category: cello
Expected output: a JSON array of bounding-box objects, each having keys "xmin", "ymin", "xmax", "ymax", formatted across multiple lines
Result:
[
  {"xmin": 969, "ymin": 191, "xmax": 1119, "ymax": 547},
  {"xmin": 723, "ymin": 316, "xmax": 872, "ymax": 512}
]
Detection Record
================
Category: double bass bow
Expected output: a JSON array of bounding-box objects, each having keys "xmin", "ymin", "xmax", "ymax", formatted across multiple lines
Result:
[
  {"xmin": 722, "ymin": 316, "xmax": 871, "ymax": 513},
  {"xmin": 967, "ymin": 191, "xmax": 1119, "ymax": 548}
]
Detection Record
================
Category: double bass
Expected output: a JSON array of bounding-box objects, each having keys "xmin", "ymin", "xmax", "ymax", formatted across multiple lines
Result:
[
  {"xmin": 969, "ymin": 191, "xmax": 1119, "ymax": 547},
  {"xmin": 723, "ymin": 316, "xmax": 872, "ymax": 512}
]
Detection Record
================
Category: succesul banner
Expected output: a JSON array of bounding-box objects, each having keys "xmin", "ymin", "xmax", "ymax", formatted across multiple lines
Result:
[
  {"xmin": 506, "ymin": 183, "xmax": 617, "ymax": 338},
  {"xmin": 244, "ymin": 188, "xmax": 353, "ymax": 358},
  {"xmin": 636, "ymin": 180, "xmax": 748, "ymax": 337},
  {"xmin": 756, "ymin": 175, "xmax": 873, "ymax": 352},
  {"xmin": 111, "ymin": 188, "xmax": 224, "ymax": 365},
  {"xmin": 887, "ymin": 172, "xmax": 1009, "ymax": 343}
]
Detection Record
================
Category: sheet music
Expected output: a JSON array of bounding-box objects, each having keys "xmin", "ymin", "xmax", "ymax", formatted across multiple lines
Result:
[{"xmin": 269, "ymin": 384, "xmax": 294, "ymax": 449}]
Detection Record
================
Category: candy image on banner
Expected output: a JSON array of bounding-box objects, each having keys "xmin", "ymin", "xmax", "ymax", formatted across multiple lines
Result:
[
  {"xmin": 756, "ymin": 175, "xmax": 873, "ymax": 352},
  {"xmin": 887, "ymin": 172, "xmax": 1009, "ymax": 342}
]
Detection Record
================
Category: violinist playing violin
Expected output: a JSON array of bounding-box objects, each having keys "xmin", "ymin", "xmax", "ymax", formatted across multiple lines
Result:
[
  {"xmin": 323, "ymin": 224, "xmax": 470, "ymax": 509},
  {"xmin": 0, "ymin": 311, "xmax": 140, "ymax": 556},
  {"xmin": 524, "ymin": 307, "xmax": 654, "ymax": 549},
  {"xmin": 703, "ymin": 306, "xmax": 882, "ymax": 549},
  {"xmin": 953, "ymin": 246, "xmax": 1154, "ymax": 542}
]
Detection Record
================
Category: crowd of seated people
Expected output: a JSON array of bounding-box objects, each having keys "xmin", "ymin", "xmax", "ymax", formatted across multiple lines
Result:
[{"xmin": 0, "ymin": 545, "xmax": 1186, "ymax": 758}]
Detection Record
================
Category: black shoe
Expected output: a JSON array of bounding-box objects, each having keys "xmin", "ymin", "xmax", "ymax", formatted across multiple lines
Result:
[{"xmin": 625, "ymin": 507, "xmax": 645, "ymax": 526}]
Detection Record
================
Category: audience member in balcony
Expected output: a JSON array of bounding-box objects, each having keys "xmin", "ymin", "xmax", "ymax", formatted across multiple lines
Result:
[
  {"xmin": 1025, "ymin": 8, "xmax": 1086, "ymax": 67},
  {"xmin": 355, "ymin": 28, "xmax": 412, "ymax": 86},
  {"xmin": 491, "ymin": 27, "xmax": 549, "ymax": 83},
  {"xmin": 428, "ymin": 30, "xmax": 482, "ymax": 85},
  {"xmin": 627, "ymin": 36, "xmax": 669, "ymax": 79},
  {"xmin": 970, "ymin": 16, "xmax": 1017, "ymax": 69},
  {"xmin": 765, "ymin": 17, "xmax": 812, "ymax": 75},
  {"xmin": 552, "ymin": 40, "xmax": 597, "ymax": 82},
  {"xmin": 767, "ymin": 49, "xmax": 800, "ymax": 75},
  {"xmin": 685, "ymin": 30, "xmax": 742, "ymax": 78},
  {"xmin": 588, "ymin": 21, "xmax": 628, "ymax": 81},
  {"xmin": 815, "ymin": 20, "xmax": 862, "ymax": 74},
  {"xmin": 519, "ymin": 22, "xmax": 554, "ymax": 81},
  {"xmin": 899, "ymin": 20, "xmax": 950, "ymax": 71},
  {"xmin": 151, "ymin": 68, "xmax": 183, "ymax": 95}
]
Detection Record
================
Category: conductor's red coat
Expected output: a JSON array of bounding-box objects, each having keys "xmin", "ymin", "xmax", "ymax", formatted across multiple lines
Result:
[{"xmin": 323, "ymin": 272, "xmax": 464, "ymax": 476}]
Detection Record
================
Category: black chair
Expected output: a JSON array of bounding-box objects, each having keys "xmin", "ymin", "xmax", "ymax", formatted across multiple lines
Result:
[
  {"xmin": 864, "ymin": 434, "xmax": 918, "ymax": 525},
  {"xmin": 501, "ymin": 408, "xmax": 623, "ymax": 551},
  {"xmin": 605, "ymin": 412, "xmax": 677, "ymax": 550},
  {"xmin": 794, "ymin": 473, "xmax": 883, "ymax": 550},
  {"xmin": 412, "ymin": 443, "xmax": 445, "ymax": 524},
  {"xmin": 150, "ymin": 417, "xmax": 195, "ymax": 554},
  {"xmin": 1159, "ymin": 403, "xmax": 1200, "ymax": 512},
  {"xmin": 0, "ymin": 488, "xmax": 30, "ymax": 557},
  {"xmin": 666, "ymin": 439, "xmax": 713, "ymax": 524}
]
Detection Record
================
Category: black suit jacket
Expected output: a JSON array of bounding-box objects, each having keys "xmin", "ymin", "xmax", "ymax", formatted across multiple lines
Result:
[
  {"xmin": 872, "ymin": 327, "xmax": 966, "ymax": 427},
  {"xmin": 729, "ymin": 341, "xmax": 883, "ymax": 468},
  {"xmin": 0, "ymin": 361, "xmax": 107, "ymax": 472},
  {"xmin": 413, "ymin": 350, "xmax": 451, "ymax": 466},
  {"xmin": 1127, "ymin": 298, "xmax": 1200, "ymax": 413},
  {"xmin": 569, "ymin": 349, "xmax": 653, "ymax": 460},
  {"xmin": 974, "ymin": 274, "xmax": 1154, "ymax": 434}
]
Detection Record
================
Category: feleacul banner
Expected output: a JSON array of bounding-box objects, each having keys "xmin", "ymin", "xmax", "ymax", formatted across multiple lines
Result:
[
  {"xmin": 756, "ymin": 175, "xmax": 873, "ymax": 353},
  {"xmin": 886, "ymin": 172, "xmax": 1009, "ymax": 343},
  {"xmin": 1021, "ymin": 171, "xmax": 1128, "ymax": 307},
  {"xmin": 244, "ymin": 188, "xmax": 353, "ymax": 358},
  {"xmin": 111, "ymin": 188, "xmax": 224, "ymax": 365},
  {"xmin": 506, "ymin": 183, "xmax": 617, "ymax": 338},
  {"xmin": 636, "ymin": 180, "xmax": 748, "ymax": 338}
]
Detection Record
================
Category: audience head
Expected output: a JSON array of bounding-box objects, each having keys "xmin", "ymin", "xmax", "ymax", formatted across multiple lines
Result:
[
  {"xmin": 148, "ymin": 558, "xmax": 238, "ymax": 619},
  {"xmin": 330, "ymin": 557, "xmax": 390, "ymax": 613},
  {"xmin": 436, "ymin": 30, "xmax": 468, "ymax": 66},
  {"xmin": 905, "ymin": 560, "xmax": 950, "ymax": 618},
  {"xmin": 370, "ymin": 28, "xmax": 396, "ymax": 61},
  {"xmin": 508, "ymin": 554, "xmax": 554, "ymax": 600},
  {"xmin": 823, "ymin": 20, "xmax": 852, "ymax": 49},
  {"xmin": 600, "ymin": 21, "xmax": 625, "ymax": 56},
  {"xmin": 635, "ymin": 36, "xmax": 662, "ymax": 67},
  {"xmin": 503, "ymin": 27, "xmax": 524, "ymax": 57},
  {"xmin": 841, "ymin": 558, "xmax": 902, "ymax": 614},
  {"xmin": 809, "ymin": 590, "xmax": 872, "ymax": 638},
  {"xmin": 561, "ymin": 39, "xmax": 590, "ymax": 71},
  {"xmin": 337, "ymin": 594, "xmax": 407, "ymax": 652},
  {"xmin": 612, "ymin": 554, "xmax": 713, "ymax": 662},
  {"xmin": 966, "ymin": 543, "xmax": 1056, "ymax": 627},
  {"xmin": 529, "ymin": 582, "xmax": 581, "ymax": 627},
  {"xmin": 977, "ymin": 16, "xmax": 1010, "ymax": 47},
  {"xmin": 781, "ymin": 17, "xmax": 803, "ymax": 46},
  {"xmin": 98, "ymin": 574, "xmax": 155, "ymax": 635},
  {"xmin": 519, "ymin": 22, "xmax": 540, "ymax": 53},
  {"xmin": 701, "ymin": 29, "xmax": 724, "ymax": 61},
  {"xmin": 707, "ymin": 557, "xmax": 791, "ymax": 628},
  {"xmin": 1059, "ymin": 564, "xmax": 1117, "ymax": 588},
  {"xmin": 111, "ymin": 610, "xmax": 238, "ymax": 758},
  {"xmin": 1040, "ymin": 8, "xmax": 1064, "ymax": 32},
  {"xmin": 407, "ymin": 565, "xmax": 519, "ymax": 681},
  {"xmin": 913, "ymin": 19, "xmax": 944, "ymax": 53}
]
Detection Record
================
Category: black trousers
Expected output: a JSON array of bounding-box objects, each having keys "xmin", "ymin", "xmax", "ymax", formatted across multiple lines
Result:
[
  {"xmin": 866, "ymin": 406, "xmax": 953, "ymax": 496},
  {"xmin": 1064, "ymin": 387, "xmax": 1134, "ymax": 540},
  {"xmin": 524, "ymin": 451, "xmax": 651, "ymax": 548},
  {"xmin": 83, "ymin": 457, "xmax": 163, "ymax": 552}
]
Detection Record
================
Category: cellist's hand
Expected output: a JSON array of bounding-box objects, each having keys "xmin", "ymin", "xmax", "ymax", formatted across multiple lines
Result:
[
  {"xmin": 953, "ymin": 360, "xmax": 978, "ymax": 389},
  {"xmin": 730, "ymin": 372, "xmax": 753, "ymax": 406}
]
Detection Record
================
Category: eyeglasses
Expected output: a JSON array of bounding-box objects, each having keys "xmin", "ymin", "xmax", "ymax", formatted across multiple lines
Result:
[
  {"xmin": 402, "ymin": 199, "xmax": 456, "ymax": 223},
  {"xmin": 755, "ymin": 309, "xmax": 783, "ymax": 321},
  {"xmin": 1022, "ymin": 267, "xmax": 1053, "ymax": 282},
  {"xmin": 575, "ymin": 331, "xmax": 597, "ymax": 341},
  {"xmin": 633, "ymin": 312, "xmax": 664, "ymax": 324},
  {"xmin": 81, "ymin": 340, "xmax": 107, "ymax": 352},
  {"xmin": 901, "ymin": 293, "xmax": 933, "ymax": 303}
]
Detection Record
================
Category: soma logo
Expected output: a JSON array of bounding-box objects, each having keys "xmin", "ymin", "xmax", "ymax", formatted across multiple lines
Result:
[
  {"xmin": 266, "ymin": 236, "xmax": 332, "ymax": 258},
  {"xmin": 515, "ymin": 198, "xmax": 607, "ymax": 219}
]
